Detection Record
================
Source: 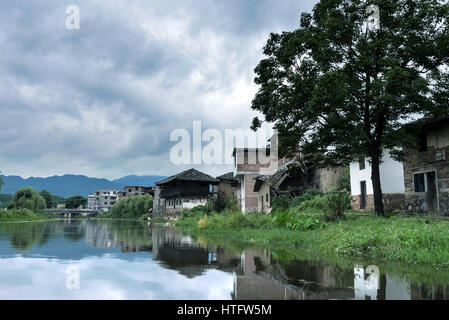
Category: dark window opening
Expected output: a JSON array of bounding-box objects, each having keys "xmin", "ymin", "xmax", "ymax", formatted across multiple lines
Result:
[
  {"xmin": 359, "ymin": 157, "xmax": 366, "ymax": 170},
  {"xmin": 414, "ymin": 173, "xmax": 426, "ymax": 192},
  {"xmin": 418, "ymin": 132, "xmax": 428, "ymax": 152}
]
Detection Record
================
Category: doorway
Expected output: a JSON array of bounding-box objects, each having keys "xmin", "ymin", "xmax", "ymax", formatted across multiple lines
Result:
[{"xmin": 360, "ymin": 181, "xmax": 367, "ymax": 210}]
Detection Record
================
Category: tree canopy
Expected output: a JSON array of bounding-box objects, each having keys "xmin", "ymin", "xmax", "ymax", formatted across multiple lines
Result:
[
  {"xmin": 65, "ymin": 196, "xmax": 87, "ymax": 209},
  {"xmin": 39, "ymin": 190, "xmax": 54, "ymax": 209},
  {"xmin": 11, "ymin": 187, "xmax": 46, "ymax": 212},
  {"xmin": 251, "ymin": 0, "xmax": 449, "ymax": 215}
]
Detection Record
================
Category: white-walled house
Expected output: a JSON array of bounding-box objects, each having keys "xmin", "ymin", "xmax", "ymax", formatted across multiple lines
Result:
[{"xmin": 349, "ymin": 151, "xmax": 405, "ymax": 211}]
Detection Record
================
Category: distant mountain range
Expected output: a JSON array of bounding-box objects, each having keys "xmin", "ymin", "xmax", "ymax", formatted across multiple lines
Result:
[{"xmin": 0, "ymin": 174, "xmax": 167, "ymax": 198}]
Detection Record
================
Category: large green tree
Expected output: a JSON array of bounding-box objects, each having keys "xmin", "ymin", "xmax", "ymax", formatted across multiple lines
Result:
[
  {"xmin": 251, "ymin": 0, "xmax": 449, "ymax": 215},
  {"xmin": 39, "ymin": 190, "xmax": 54, "ymax": 209},
  {"xmin": 11, "ymin": 187, "xmax": 46, "ymax": 212},
  {"xmin": 65, "ymin": 196, "xmax": 87, "ymax": 209}
]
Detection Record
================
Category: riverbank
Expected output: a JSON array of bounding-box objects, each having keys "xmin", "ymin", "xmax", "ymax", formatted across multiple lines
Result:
[
  {"xmin": 174, "ymin": 208, "xmax": 449, "ymax": 267},
  {"xmin": 0, "ymin": 209, "xmax": 56, "ymax": 222}
]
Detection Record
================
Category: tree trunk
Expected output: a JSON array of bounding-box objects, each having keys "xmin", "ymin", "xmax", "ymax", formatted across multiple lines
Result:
[{"xmin": 371, "ymin": 152, "xmax": 385, "ymax": 216}]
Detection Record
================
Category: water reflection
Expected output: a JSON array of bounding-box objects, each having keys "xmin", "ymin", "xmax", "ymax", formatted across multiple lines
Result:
[{"xmin": 0, "ymin": 220, "xmax": 447, "ymax": 300}]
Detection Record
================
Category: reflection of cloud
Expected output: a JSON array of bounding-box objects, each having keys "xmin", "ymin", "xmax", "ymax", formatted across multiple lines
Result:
[{"xmin": 0, "ymin": 256, "xmax": 234, "ymax": 300}]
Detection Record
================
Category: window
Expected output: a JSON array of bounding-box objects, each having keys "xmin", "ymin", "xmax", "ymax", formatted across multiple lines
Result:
[
  {"xmin": 418, "ymin": 132, "xmax": 428, "ymax": 152},
  {"xmin": 414, "ymin": 173, "xmax": 426, "ymax": 192},
  {"xmin": 266, "ymin": 193, "xmax": 269, "ymax": 202},
  {"xmin": 359, "ymin": 157, "xmax": 366, "ymax": 170}
]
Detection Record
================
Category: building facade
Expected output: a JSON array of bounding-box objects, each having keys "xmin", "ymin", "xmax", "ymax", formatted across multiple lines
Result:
[
  {"xmin": 349, "ymin": 151, "xmax": 405, "ymax": 212},
  {"xmin": 153, "ymin": 168, "xmax": 219, "ymax": 220},
  {"xmin": 87, "ymin": 190, "xmax": 119, "ymax": 212},
  {"xmin": 117, "ymin": 186, "xmax": 154, "ymax": 200},
  {"xmin": 404, "ymin": 116, "xmax": 449, "ymax": 215}
]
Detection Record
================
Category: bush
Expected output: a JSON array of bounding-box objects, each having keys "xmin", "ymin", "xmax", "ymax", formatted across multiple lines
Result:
[
  {"xmin": 10, "ymin": 187, "xmax": 46, "ymax": 212},
  {"xmin": 271, "ymin": 210, "xmax": 327, "ymax": 231},
  {"xmin": 103, "ymin": 195, "xmax": 153, "ymax": 220},
  {"xmin": 271, "ymin": 195, "xmax": 291, "ymax": 212},
  {"xmin": 323, "ymin": 190, "xmax": 351, "ymax": 221}
]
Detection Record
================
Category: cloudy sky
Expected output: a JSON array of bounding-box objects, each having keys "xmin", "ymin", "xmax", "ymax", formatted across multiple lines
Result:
[{"xmin": 0, "ymin": 0, "xmax": 316, "ymax": 179}]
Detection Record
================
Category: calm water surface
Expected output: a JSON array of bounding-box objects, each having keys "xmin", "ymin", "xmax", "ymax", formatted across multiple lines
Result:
[{"xmin": 0, "ymin": 220, "xmax": 447, "ymax": 300}]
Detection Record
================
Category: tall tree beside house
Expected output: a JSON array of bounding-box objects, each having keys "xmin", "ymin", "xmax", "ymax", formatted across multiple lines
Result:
[
  {"xmin": 250, "ymin": 0, "xmax": 449, "ymax": 215},
  {"xmin": 0, "ymin": 172, "xmax": 4, "ymax": 192}
]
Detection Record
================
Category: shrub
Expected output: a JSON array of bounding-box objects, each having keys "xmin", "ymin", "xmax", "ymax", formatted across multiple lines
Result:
[
  {"xmin": 104, "ymin": 195, "xmax": 153, "ymax": 219},
  {"xmin": 271, "ymin": 194, "xmax": 291, "ymax": 212},
  {"xmin": 198, "ymin": 215, "xmax": 209, "ymax": 229},
  {"xmin": 271, "ymin": 210, "xmax": 327, "ymax": 231},
  {"xmin": 323, "ymin": 190, "xmax": 351, "ymax": 221}
]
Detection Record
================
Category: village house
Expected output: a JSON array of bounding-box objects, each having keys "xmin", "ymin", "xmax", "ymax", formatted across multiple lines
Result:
[
  {"xmin": 253, "ymin": 158, "xmax": 346, "ymax": 213},
  {"xmin": 87, "ymin": 189, "xmax": 119, "ymax": 212},
  {"xmin": 404, "ymin": 116, "xmax": 449, "ymax": 214},
  {"xmin": 117, "ymin": 186, "xmax": 154, "ymax": 200},
  {"xmin": 213, "ymin": 172, "xmax": 241, "ymax": 211},
  {"xmin": 349, "ymin": 151, "xmax": 405, "ymax": 211},
  {"xmin": 153, "ymin": 168, "xmax": 219, "ymax": 219}
]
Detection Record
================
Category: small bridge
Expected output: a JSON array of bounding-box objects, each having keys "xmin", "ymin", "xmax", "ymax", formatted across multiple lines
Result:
[{"xmin": 45, "ymin": 209, "xmax": 100, "ymax": 218}]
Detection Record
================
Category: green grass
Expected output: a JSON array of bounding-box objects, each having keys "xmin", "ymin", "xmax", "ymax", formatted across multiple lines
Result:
[
  {"xmin": 0, "ymin": 208, "xmax": 55, "ymax": 222},
  {"xmin": 174, "ymin": 208, "xmax": 449, "ymax": 267}
]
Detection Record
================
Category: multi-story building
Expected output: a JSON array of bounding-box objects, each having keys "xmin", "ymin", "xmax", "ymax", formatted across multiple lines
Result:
[
  {"xmin": 117, "ymin": 186, "xmax": 154, "ymax": 200},
  {"xmin": 87, "ymin": 190, "xmax": 119, "ymax": 212}
]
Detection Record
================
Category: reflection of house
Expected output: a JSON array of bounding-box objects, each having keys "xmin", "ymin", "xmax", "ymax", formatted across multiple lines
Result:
[
  {"xmin": 87, "ymin": 190, "xmax": 119, "ymax": 212},
  {"xmin": 349, "ymin": 152, "xmax": 405, "ymax": 211},
  {"xmin": 153, "ymin": 169, "xmax": 219, "ymax": 219},
  {"xmin": 117, "ymin": 186, "xmax": 154, "ymax": 201},
  {"xmin": 404, "ymin": 116, "xmax": 449, "ymax": 214}
]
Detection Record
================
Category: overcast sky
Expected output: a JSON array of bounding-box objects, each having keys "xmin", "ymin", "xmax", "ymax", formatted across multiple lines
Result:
[{"xmin": 0, "ymin": 0, "xmax": 316, "ymax": 179}]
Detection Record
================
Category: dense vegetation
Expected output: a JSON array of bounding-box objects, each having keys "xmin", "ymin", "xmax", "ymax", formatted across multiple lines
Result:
[
  {"xmin": 65, "ymin": 196, "xmax": 87, "ymax": 209},
  {"xmin": 0, "ymin": 194, "xmax": 13, "ymax": 209},
  {"xmin": 99, "ymin": 195, "xmax": 153, "ymax": 220},
  {"xmin": 0, "ymin": 187, "xmax": 53, "ymax": 222},
  {"xmin": 175, "ymin": 191, "xmax": 449, "ymax": 267}
]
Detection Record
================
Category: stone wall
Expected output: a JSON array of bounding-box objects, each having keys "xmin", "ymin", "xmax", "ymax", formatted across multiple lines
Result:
[
  {"xmin": 351, "ymin": 193, "xmax": 405, "ymax": 212},
  {"xmin": 404, "ymin": 145, "xmax": 449, "ymax": 215}
]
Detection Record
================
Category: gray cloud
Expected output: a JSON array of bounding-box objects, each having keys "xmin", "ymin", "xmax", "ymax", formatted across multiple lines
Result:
[{"xmin": 0, "ymin": 0, "xmax": 316, "ymax": 179}]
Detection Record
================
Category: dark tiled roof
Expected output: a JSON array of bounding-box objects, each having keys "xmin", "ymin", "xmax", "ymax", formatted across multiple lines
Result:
[
  {"xmin": 217, "ymin": 172, "xmax": 235, "ymax": 180},
  {"xmin": 156, "ymin": 168, "xmax": 219, "ymax": 186}
]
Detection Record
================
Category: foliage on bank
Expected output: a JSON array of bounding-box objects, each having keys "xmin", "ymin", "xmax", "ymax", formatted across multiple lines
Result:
[
  {"xmin": 174, "ymin": 191, "xmax": 449, "ymax": 267},
  {"xmin": 100, "ymin": 195, "xmax": 153, "ymax": 220}
]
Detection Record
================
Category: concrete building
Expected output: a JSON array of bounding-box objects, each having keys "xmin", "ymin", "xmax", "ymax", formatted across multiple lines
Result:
[
  {"xmin": 87, "ymin": 190, "xmax": 119, "ymax": 212},
  {"xmin": 153, "ymin": 168, "xmax": 219, "ymax": 220},
  {"xmin": 349, "ymin": 151, "xmax": 405, "ymax": 211},
  {"xmin": 117, "ymin": 186, "xmax": 154, "ymax": 200},
  {"xmin": 404, "ymin": 116, "xmax": 449, "ymax": 214}
]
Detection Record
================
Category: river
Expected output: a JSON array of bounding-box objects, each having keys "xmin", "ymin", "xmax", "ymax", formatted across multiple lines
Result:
[{"xmin": 0, "ymin": 219, "xmax": 447, "ymax": 300}]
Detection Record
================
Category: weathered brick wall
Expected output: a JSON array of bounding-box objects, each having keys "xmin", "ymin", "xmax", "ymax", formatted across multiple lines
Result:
[
  {"xmin": 244, "ymin": 175, "xmax": 259, "ymax": 213},
  {"xmin": 404, "ymin": 145, "xmax": 449, "ymax": 215}
]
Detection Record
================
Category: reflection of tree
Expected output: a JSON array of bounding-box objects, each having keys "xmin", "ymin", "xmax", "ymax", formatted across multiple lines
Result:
[
  {"xmin": 62, "ymin": 220, "xmax": 86, "ymax": 241},
  {"xmin": 0, "ymin": 222, "xmax": 63, "ymax": 251}
]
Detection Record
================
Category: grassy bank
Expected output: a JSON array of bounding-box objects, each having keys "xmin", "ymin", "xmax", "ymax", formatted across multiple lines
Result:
[
  {"xmin": 0, "ymin": 208, "xmax": 55, "ymax": 222},
  {"xmin": 174, "ymin": 207, "xmax": 449, "ymax": 267}
]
